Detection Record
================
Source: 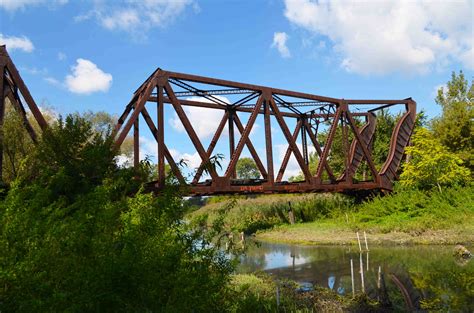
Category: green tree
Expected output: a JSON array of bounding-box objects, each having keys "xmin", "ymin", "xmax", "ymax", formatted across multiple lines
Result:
[
  {"xmin": 372, "ymin": 110, "xmax": 399, "ymax": 168},
  {"xmin": 1, "ymin": 101, "xmax": 34, "ymax": 182},
  {"xmin": 236, "ymin": 157, "xmax": 260, "ymax": 179},
  {"xmin": 400, "ymin": 127, "xmax": 470, "ymax": 191},
  {"xmin": 0, "ymin": 114, "xmax": 234, "ymax": 312},
  {"xmin": 1, "ymin": 99, "xmax": 58, "ymax": 184},
  {"xmin": 432, "ymin": 71, "xmax": 474, "ymax": 171},
  {"xmin": 81, "ymin": 110, "xmax": 134, "ymax": 158}
]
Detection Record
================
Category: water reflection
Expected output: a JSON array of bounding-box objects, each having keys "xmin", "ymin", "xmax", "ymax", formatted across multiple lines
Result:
[{"xmin": 238, "ymin": 242, "xmax": 473, "ymax": 312}]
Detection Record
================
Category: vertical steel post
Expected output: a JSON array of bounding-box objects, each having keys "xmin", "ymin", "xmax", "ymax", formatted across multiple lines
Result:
[
  {"xmin": 301, "ymin": 117, "xmax": 309, "ymax": 165},
  {"xmin": 228, "ymin": 109, "xmax": 236, "ymax": 178},
  {"xmin": 342, "ymin": 111, "xmax": 350, "ymax": 182},
  {"xmin": 0, "ymin": 64, "xmax": 5, "ymax": 181},
  {"xmin": 264, "ymin": 100, "xmax": 274, "ymax": 183},
  {"xmin": 133, "ymin": 110, "xmax": 139, "ymax": 171},
  {"xmin": 157, "ymin": 85, "xmax": 165, "ymax": 186}
]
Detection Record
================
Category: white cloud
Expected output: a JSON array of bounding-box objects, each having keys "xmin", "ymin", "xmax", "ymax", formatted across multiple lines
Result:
[
  {"xmin": 276, "ymin": 143, "xmax": 315, "ymax": 180},
  {"xmin": 65, "ymin": 59, "xmax": 112, "ymax": 94},
  {"xmin": 0, "ymin": 34, "xmax": 34, "ymax": 52},
  {"xmin": 57, "ymin": 52, "xmax": 66, "ymax": 61},
  {"xmin": 76, "ymin": 0, "xmax": 194, "ymax": 36},
  {"xmin": 170, "ymin": 96, "xmax": 230, "ymax": 139},
  {"xmin": 170, "ymin": 149, "xmax": 202, "ymax": 169},
  {"xmin": 136, "ymin": 138, "xmax": 206, "ymax": 173},
  {"xmin": 101, "ymin": 9, "xmax": 140, "ymax": 31},
  {"xmin": 0, "ymin": 0, "xmax": 67, "ymax": 12},
  {"xmin": 139, "ymin": 136, "xmax": 157, "ymax": 161},
  {"xmin": 44, "ymin": 76, "xmax": 61, "ymax": 87},
  {"xmin": 284, "ymin": 0, "xmax": 474, "ymax": 74},
  {"xmin": 20, "ymin": 66, "xmax": 47, "ymax": 75},
  {"xmin": 272, "ymin": 32, "xmax": 291, "ymax": 58}
]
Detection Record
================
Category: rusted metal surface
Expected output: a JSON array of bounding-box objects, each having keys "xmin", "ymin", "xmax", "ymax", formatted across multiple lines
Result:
[
  {"xmin": 114, "ymin": 68, "xmax": 417, "ymax": 196},
  {"xmin": 0, "ymin": 45, "xmax": 48, "ymax": 180},
  {"xmin": 0, "ymin": 45, "xmax": 416, "ymax": 194}
]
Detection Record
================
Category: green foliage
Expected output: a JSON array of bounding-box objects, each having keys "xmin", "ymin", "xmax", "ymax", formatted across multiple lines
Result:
[
  {"xmin": 317, "ymin": 123, "xmax": 348, "ymax": 177},
  {"xmin": 236, "ymin": 157, "xmax": 260, "ymax": 179},
  {"xmin": 0, "ymin": 114, "xmax": 234, "ymax": 312},
  {"xmin": 1, "ymin": 101, "xmax": 34, "ymax": 183},
  {"xmin": 76, "ymin": 110, "xmax": 134, "ymax": 160},
  {"xmin": 22, "ymin": 115, "xmax": 117, "ymax": 201},
  {"xmin": 348, "ymin": 184, "xmax": 474, "ymax": 233},
  {"xmin": 400, "ymin": 128, "xmax": 471, "ymax": 190},
  {"xmin": 432, "ymin": 71, "xmax": 474, "ymax": 171},
  {"xmin": 190, "ymin": 193, "xmax": 353, "ymax": 235}
]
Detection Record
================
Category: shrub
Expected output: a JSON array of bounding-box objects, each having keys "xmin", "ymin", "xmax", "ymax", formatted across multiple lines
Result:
[{"xmin": 0, "ymin": 114, "xmax": 234, "ymax": 312}]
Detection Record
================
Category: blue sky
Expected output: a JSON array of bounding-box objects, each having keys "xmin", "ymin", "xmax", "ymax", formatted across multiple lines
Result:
[{"xmin": 1, "ymin": 0, "xmax": 473, "ymax": 178}]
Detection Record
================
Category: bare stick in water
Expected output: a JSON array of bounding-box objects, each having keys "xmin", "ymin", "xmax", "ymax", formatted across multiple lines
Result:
[
  {"xmin": 350, "ymin": 258, "xmax": 355, "ymax": 297},
  {"xmin": 360, "ymin": 253, "xmax": 365, "ymax": 293},
  {"xmin": 364, "ymin": 231, "xmax": 369, "ymax": 251},
  {"xmin": 356, "ymin": 232, "xmax": 362, "ymax": 252}
]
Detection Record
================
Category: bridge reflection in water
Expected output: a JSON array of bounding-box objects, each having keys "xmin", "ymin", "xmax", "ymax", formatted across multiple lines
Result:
[{"xmin": 238, "ymin": 242, "xmax": 473, "ymax": 312}]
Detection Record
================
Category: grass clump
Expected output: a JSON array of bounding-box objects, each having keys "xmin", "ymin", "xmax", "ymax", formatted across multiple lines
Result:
[{"xmin": 189, "ymin": 193, "xmax": 352, "ymax": 235}]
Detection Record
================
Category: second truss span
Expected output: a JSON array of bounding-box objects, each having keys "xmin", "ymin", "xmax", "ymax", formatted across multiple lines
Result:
[{"xmin": 113, "ymin": 68, "xmax": 416, "ymax": 196}]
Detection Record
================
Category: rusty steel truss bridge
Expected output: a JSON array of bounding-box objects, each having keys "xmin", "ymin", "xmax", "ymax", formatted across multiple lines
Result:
[{"xmin": 0, "ymin": 45, "xmax": 416, "ymax": 196}]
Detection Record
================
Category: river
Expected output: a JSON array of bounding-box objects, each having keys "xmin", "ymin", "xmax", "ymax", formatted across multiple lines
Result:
[{"xmin": 238, "ymin": 242, "xmax": 473, "ymax": 312}]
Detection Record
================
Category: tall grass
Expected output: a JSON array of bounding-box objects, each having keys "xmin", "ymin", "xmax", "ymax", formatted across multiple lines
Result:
[
  {"xmin": 189, "ymin": 184, "xmax": 473, "ymax": 235},
  {"xmin": 189, "ymin": 193, "xmax": 353, "ymax": 234},
  {"xmin": 348, "ymin": 184, "xmax": 474, "ymax": 233}
]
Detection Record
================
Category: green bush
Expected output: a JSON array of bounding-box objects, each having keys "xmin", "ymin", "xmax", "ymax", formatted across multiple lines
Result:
[{"xmin": 0, "ymin": 114, "xmax": 234, "ymax": 312}]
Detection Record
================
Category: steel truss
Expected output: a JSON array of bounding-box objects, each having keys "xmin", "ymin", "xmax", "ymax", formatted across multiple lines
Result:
[
  {"xmin": 0, "ymin": 45, "xmax": 416, "ymax": 195},
  {"xmin": 0, "ymin": 46, "xmax": 48, "ymax": 180},
  {"xmin": 114, "ymin": 68, "xmax": 416, "ymax": 195}
]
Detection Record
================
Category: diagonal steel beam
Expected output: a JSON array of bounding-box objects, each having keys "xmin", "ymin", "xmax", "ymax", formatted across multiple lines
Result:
[
  {"xmin": 225, "ymin": 96, "xmax": 263, "ymax": 178},
  {"xmin": 4, "ymin": 60, "xmax": 47, "ymax": 130},
  {"xmin": 193, "ymin": 111, "xmax": 229, "ymax": 183},
  {"xmin": 302, "ymin": 119, "xmax": 335, "ymax": 181},
  {"xmin": 233, "ymin": 114, "xmax": 268, "ymax": 179},
  {"xmin": 269, "ymin": 97, "xmax": 312, "ymax": 182},
  {"xmin": 344, "ymin": 110, "xmax": 380, "ymax": 183},
  {"xmin": 140, "ymin": 107, "xmax": 186, "ymax": 184},
  {"xmin": 5, "ymin": 85, "xmax": 38, "ymax": 143},
  {"xmin": 315, "ymin": 107, "xmax": 342, "ymax": 180},
  {"xmin": 115, "ymin": 78, "xmax": 157, "ymax": 147},
  {"xmin": 276, "ymin": 119, "xmax": 302, "ymax": 182},
  {"xmin": 165, "ymin": 81, "xmax": 218, "ymax": 180}
]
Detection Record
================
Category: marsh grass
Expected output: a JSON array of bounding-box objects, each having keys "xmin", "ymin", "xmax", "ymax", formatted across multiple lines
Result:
[{"xmin": 189, "ymin": 185, "xmax": 474, "ymax": 245}]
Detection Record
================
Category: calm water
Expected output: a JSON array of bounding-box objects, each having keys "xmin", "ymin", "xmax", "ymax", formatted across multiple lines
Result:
[{"xmin": 238, "ymin": 242, "xmax": 474, "ymax": 312}]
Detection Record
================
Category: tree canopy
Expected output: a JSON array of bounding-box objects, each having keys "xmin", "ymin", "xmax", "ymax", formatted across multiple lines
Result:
[
  {"xmin": 400, "ymin": 127, "xmax": 471, "ymax": 191},
  {"xmin": 236, "ymin": 157, "xmax": 260, "ymax": 179},
  {"xmin": 432, "ymin": 71, "xmax": 474, "ymax": 172}
]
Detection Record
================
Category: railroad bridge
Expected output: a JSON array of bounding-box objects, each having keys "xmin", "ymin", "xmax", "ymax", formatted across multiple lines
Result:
[{"xmin": 0, "ymin": 46, "xmax": 416, "ymax": 196}]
